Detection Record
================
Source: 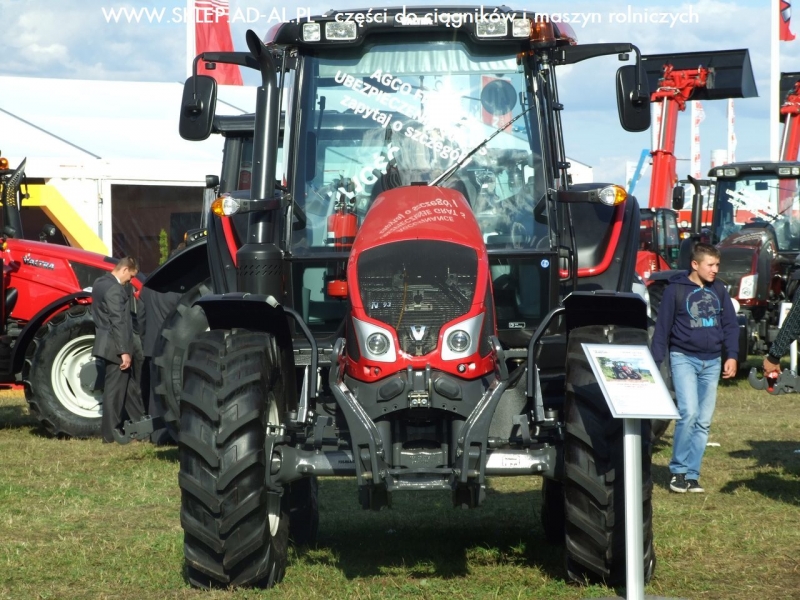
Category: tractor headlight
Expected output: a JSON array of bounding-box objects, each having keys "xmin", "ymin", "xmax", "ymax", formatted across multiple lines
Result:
[
  {"xmin": 447, "ymin": 330, "xmax": 471, "ymax": 353},
  {"xmin": 366, "ymin": 332, "xmax": 390, "ymax": 355},
  {"xmin": 476, "ymin": 19, "xmax": 507, "ymax": 37},
  {"xmin": 511, "ymin": 18, "xmax": 531, "ymax": 37},
  {"xmin": 325, "ymin": 21, "xmax": 357, "ymax": 40},
  {"xmin": 302, "ymin": 23, "xmax": 321, "ymax": 42},
  {"xmin": 738, "ymin": 274, "xmax": 757, "ymax": 299}
]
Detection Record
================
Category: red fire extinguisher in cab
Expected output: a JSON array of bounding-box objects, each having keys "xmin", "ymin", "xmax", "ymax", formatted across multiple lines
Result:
[{"xmin": 327, "ymin": 184, "xmax": 358, "ymax": 250}]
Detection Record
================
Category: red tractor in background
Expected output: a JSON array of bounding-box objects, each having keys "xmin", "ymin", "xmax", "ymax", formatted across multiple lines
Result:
[
  {"xmin": 635, "ymin": 50, "xmax": 757, "ymax": 285},
  {"xmin": 647, "ymin": 72, "xmax": 800, "ymax": 360},
  {"xmin": 0, "ymin": 154, "xmax": 143, "ymax": 437}
]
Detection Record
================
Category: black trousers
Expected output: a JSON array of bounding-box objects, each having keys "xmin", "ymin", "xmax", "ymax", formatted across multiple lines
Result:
[{"xmin": 101, "ymin": 352, "xmax": 145, "ymax": 443}]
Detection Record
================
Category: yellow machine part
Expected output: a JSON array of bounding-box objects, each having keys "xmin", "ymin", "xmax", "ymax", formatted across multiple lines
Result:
[{"xmin": 22, "ymin": 184, "xmax": 108, "ymax": 254}]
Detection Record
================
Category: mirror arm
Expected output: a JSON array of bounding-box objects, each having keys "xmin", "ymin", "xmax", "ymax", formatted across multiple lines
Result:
[
  {"xmin": 186, "ymin": 55, "xmax": 202, "ymax": 115},
  {"xmin": 630, "ymin": 45, "xmax": 646, "ymax": 105}
]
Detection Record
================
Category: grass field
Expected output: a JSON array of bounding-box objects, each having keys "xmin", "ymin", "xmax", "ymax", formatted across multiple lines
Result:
[{"xmin": 1, "ymin": 367, "xmax": 798, "ymax": 600}]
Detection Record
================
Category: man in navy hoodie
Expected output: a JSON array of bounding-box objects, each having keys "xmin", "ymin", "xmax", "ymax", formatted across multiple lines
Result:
[{"xmin": 651, "ymin": 243, "xmax": 739, "ymax": 493}]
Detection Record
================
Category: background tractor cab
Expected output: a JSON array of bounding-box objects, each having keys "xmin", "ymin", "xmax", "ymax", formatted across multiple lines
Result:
[{"xmin": 167, "ymin": 8, "xmax": 656, "ymax": 590}]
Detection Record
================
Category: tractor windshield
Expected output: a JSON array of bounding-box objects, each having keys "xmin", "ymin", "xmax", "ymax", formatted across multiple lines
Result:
[
  {"xmin": 292, "ymin": 39, "xmax": 548, "ymax": 252},
  {"xmin": 713, "ymin": 174, "xmax": 800, "ymax": 252}
]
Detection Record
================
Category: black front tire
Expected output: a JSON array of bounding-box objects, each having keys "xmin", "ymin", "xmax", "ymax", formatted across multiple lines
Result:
[
  {"xmin": 179, "ymin": 329, "xmax": 289, "ymax": 588},
  {"xmin": 153, "ymin": 279, "xmax": 211, "ymax": 435},
  {"xmin": 22, "ymin": 304, "xmax": 102, "ymax": 438},
  {"xmin": 563, "ymin": 324, "xmax": 655, "ymax": 586}
]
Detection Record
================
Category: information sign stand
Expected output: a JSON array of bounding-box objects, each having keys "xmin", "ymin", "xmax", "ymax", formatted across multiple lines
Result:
[{"xmin": 581, "ymin": 344, "xmax": 684, "ymax": 600}]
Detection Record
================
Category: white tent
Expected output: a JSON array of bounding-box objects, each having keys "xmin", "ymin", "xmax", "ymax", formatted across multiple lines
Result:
[{"xmin": 1, "ymin": 75, "xmax": 255, "ymax": 264}]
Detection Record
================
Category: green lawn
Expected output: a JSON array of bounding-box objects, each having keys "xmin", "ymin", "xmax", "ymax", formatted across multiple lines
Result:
[{"xmin": 1, "ymin": 369, "xmax": 798, "ymax": 600}]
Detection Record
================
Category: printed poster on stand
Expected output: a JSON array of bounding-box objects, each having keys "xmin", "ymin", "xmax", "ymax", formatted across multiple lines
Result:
[{"xmin": 581, "ymin": 344, "xmax": 680, "ymax": 420}]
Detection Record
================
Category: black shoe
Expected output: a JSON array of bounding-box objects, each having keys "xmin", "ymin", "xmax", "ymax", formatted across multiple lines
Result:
[
  {"xmin": 686, "ymin": 479, "xmax": 705, "ymax": 493},
  {"xmin": 669, "ymin": 473, "xmax": 689, "ymax": 493}
]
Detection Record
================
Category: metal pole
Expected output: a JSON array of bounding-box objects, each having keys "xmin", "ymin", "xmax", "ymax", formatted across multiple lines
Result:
[{"xmin": 623, "ymin": 418, "xmax": 645, "ymax": 600}]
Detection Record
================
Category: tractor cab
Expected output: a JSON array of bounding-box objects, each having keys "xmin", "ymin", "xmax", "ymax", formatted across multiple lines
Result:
[{"xmin": 284, "ymin": 36, "xmax": 554, "ymax": 346}]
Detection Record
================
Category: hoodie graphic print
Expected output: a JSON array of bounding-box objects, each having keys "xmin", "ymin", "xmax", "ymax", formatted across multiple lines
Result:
[{"xmin": 686, "ymin": 286, "xmax": 721, "ymax": 329}]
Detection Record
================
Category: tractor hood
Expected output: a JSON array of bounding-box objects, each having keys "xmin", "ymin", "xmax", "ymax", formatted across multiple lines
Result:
[
  {"xmin": 351, "ymin": 185, "xmax": 485, "ymax": 251},
  {"xmin": 344, "ymin": 185, "xmax": 495, "ymax": 380},
  {"xmin": 6, "ymin": 238, "xmax": 120, "ymax": 271},
  {"xmin": 718, "ymin": 227, "xmax": 773, "ymax": 252}
]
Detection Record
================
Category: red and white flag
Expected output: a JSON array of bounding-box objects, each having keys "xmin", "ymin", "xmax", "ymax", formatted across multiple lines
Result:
[
  {"xmin": 189, "ymin": 0, "xmax": 243, "ymax": 85},
  {"xmin": 690, "ymin": 101, "xmax": 705, "ymax": 179},
  {"xmin": 781, "ymin": 1, "xmax": 796, "ymax": 41}
]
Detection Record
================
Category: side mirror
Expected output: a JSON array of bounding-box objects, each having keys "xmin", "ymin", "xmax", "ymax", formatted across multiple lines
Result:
[
  {"xmin": 179, "ymin": 75, "xmax": 217, "ymax": 141},
  {"xmin": 205, "ymin": 174, "xmax": 219, "ymax": 189},
  {"xmin": 616, "ymin": 65, "xmax": 651, "ymax": 133},
  {"xmin": 3, "ymin": 225, "xmax": 16, "ymax": 238},
  {"xmin": 672, "ymin": 186, "xmax": 685, "ymax": 210}
]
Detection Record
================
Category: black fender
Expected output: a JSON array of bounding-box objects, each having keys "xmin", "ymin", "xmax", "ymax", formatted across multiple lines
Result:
[
  {"xmin": 563, "ymin": 291, "xmax": 648, "ymax": 334},
  {"xmin": 143, "ymin": 239, "xmax": 211, "ymax": 295},
  {"xmin": 194, "ymin": 293, "xmax": 293, "ymax": 349},
  {"xmin": 11, "ymin": 292, "xmax": 91, "ymax": 375},
  {"xmin": 647, "ymin": 269, "xmax": 681, "ymax": 285}
]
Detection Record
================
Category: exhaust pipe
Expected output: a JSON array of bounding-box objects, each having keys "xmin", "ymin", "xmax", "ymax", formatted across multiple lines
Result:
[{"xmin": 1, "ymin": 158, "xmax": 25, "ymax": 238}]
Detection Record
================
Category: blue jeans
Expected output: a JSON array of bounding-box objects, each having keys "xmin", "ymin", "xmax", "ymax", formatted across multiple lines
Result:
[{"xmin": 669, "ymin": 352, "xmax": 721, "ymax": 481}]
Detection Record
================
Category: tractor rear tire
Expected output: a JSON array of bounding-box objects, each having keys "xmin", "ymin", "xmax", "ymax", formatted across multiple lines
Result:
[
  {"xmin": 288, "ymin": 476, "xmax": 320, "ymax": 546},
  {"xmin": 22, "ymin": 304, "xmax": 102, "ymax": 438},
  {"xmin": 563, "ymin": 325, "xmax": 655, "ymax": 586},
  {"xmin": 179, "ymin": 329, "xmax": 289, "ymax": 589},
  {"xmin": 152, "ymin": 279, "xmax": 211, "ymax": 436}
]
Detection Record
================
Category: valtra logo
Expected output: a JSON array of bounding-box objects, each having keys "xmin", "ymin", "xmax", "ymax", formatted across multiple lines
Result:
[{"xmin": 22, "ymin": 254, "xmax": 55, "ymax": 270}]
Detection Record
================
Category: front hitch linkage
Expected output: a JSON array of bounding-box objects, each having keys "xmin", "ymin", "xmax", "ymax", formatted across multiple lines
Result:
[{"xmin": 748, "ymin": 367, "xmax": 800, "ymax": 395}]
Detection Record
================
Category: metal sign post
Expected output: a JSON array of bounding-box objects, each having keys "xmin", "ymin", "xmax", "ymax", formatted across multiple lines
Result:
[
  {"xmin": 581, "ymin": 344, "xmax": 683, "ymax": 600},
  {"xmin": 623, "ymin": 417, "xmax": 645, "ymax": 599}
]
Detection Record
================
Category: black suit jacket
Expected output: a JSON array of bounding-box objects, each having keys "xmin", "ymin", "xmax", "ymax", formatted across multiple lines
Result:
[{"xmin": 91, "ymin": 272, "xmax": 134, "ymax": 364}]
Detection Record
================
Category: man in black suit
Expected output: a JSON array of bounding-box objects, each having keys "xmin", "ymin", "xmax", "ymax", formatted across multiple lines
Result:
[{"xmin": 91, "ymin": 257, "xmax": 145, "ymax": 443}]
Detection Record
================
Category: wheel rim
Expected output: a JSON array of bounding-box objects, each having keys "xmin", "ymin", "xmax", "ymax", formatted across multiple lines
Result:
[
  {"xmin": 51, "ymin": 334, "xmax": 102, "ymax": 418},
  {"xmin": 266, "ymin": 395, "xmax": 281, "ymax": 537}
]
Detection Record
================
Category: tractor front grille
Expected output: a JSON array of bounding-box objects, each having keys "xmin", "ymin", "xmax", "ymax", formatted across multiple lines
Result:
[
  {"xmin": 358, "ymin": 240, "xmax": 477, "ymax": 356},
  {"xmin": 717, "ymin": 247, "xmax": 755, "ymax": 297}
]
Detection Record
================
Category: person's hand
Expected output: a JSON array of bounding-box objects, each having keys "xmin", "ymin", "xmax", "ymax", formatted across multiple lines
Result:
[
  {"xmin": 762, "ymin": 355, "xmax": 782, "ymax": 376},
  {"xmin": 722, "ymin": 358, "xmax": 738, "ymax": 379},
  {"xmin": 120, "ymin": 353, "xmax": 131, "ymax": 370}
]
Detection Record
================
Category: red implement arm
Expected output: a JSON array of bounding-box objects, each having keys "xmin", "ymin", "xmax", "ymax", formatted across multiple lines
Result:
[
  {"xmin": 649, "ymin": 65, "xmax": 709, "ymax": 209},
  {"xmin": 780, "ymin": 80, "xmax": 800, "ymax": 161}
]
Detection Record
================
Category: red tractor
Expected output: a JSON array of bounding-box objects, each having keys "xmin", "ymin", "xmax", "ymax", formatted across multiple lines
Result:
[
  {"xmin": 636, "ymin": 49, "xmax": 757, "ymax": 284},
  {"xmin": 138, "ymin": 8, "xmax": 658, "ymax": 588},
  {"xmin": 0, "ymin": 155, "xmax": 144, "ymax": 437},
  {"xmin": 646, "ymin": 73, "xmax": 800, "ymax": 360}
]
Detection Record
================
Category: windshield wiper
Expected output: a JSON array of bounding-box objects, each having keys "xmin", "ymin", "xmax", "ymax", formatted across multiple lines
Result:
[{"xmin": 429, "ymin": 105, "xmax": 534, "ymax": 188}]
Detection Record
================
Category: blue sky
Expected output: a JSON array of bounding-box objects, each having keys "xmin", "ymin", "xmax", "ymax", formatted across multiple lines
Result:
[{"xmin": 0, "ymin": 0, "xmax": 796, "ymax": 201}]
